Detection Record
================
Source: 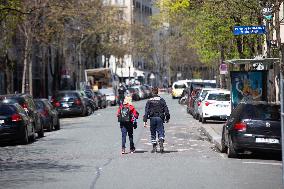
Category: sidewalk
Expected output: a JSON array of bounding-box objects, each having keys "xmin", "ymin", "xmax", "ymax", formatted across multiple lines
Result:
[{"xmin": 200, "ymin": 123, "xmax": 223, "ymax": 151}]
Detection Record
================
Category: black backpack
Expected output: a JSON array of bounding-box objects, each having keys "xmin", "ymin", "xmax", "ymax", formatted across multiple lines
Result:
[{"xmin": 118, "ymin": 105, "xmax": 131, "ymax": 122}]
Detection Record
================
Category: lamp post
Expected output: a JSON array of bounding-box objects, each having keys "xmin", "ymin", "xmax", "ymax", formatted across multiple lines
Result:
[{"xmin": 128, "ymin": 66, "xmax": 131, "ymax": 84}]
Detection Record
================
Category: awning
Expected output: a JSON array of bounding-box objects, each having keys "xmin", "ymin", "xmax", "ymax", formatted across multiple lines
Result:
[{"xmin": 224, "ymin": 58, "xmax": 279, "ymax": 65}]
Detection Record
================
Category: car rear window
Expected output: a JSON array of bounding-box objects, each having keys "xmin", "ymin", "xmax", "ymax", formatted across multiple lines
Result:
[
  {"xmin": 56, "ymin": 92, "xmax": 79, "ymax": 100},
  {"xmin": 208, "ymin": 93, "xmax": 230, "ymax": 101},
  {"xmin": 174, "ymin": 84, "xmax": 186, "ymax": 89},
  {"xmin": 0, "ymin": 97, "xmax": 25, "ymax": 105},
  {"xmin": 35, "ymin": 101, "xmax": 45, "ymax": 109},
  {"xmin": 0, "ymin": 105, "xmax": 17, "ymax": 115},
  {"xmin": 243, "ymin": 104, "xmax": 280, "ymax": 121}
]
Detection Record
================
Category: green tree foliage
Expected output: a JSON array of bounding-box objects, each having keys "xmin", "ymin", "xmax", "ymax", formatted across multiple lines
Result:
[{"xmin": 153, "ymin": 0, "xmax": 266, "ymax": 66}]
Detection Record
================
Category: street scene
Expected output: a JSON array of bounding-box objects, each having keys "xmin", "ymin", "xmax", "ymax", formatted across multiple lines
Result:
[
  {"xmin": 0, "ymin": 94, "xmax": 282, "ymax": 189},
  {"xmin": 1, "ymin": 0, "xmax": 284, "ymax": 189}
]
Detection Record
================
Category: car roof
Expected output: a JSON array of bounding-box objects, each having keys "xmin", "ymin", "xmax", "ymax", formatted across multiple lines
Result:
[
  {"xmin": 239, "ymin": 101, "xmax": 280, "ymax": 106},
  {"xmin": 207, "ymin": 90, "xmax": 230, "ymax": 94}
]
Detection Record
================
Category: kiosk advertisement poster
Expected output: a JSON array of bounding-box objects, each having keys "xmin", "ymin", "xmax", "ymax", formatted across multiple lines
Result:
[{"xmin": 230, "ymin": 71, "xmax": 267, "ymax": 109}]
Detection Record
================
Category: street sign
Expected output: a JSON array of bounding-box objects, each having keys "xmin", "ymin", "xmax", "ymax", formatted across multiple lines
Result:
[
  {"xmin": 233, "ymin": 26, "xmax": 266, "ymax": 35},
  {"xmin": 219, "ymin": 64, "xmax": 228, "ymax": 75}
]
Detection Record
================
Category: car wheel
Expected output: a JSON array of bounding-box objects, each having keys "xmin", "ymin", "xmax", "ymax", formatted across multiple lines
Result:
[
  {"xmin": 201, "ymin": 116, "xmax": 206, "ymax": 123},
  {"xmin": 220, "ymin": 131, "xmax": 228, "ymax": 153},
  {"xmin": 227, "ymin": 137, "xmax": 238, "ymax": 158},
  {"xmin": 22, "ymin": 126, "xmax": 29, "ymax": 145},
  {"xmin": 38, "ymin": 124, "xmax": 44, "ymax": 138},
  {"xmin": 198, "ymin": 115, "xmax": 202, "ymax": 122},
  {"xmin": 86, "ymin": 106, "xmax": 92, "ymax": 116},
  {"xmin": 54, "ymin": 119, "xmax": 60, "ymax": 130}
]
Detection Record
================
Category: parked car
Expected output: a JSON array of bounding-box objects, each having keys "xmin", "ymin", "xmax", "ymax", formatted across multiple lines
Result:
[
  {"xmin": 186, "ymin": 88, "xmax": 201, "ymax": 115},
  {"xmin": 80, "ymin": 91, "xmax": 97, "ymax": 115},
  {"xmin": 99, "ymin": 88, "xmax": 117, "ymax": 106},
  {"xmin": 221, "ymin": 101, "xmax": 281, "ymax": 158},
  {"xmin": 132, "ymin": 85, "xmax": 146, "ymax": 99},
  {"xmin": 193, "ymin": 88, "xmax": 218, "ymax": 120},
  {"xmin": 199, "ymin": 90, "xmax": 231, "ymax": 123},
  {"xmin": 34, "ymin": 99, "xmax": 60, "ymax": 131},
  {"xmin": 84, "ymin": 90, "xmax": 99, "ymax": 110},
  {"xmin": 0, "ymin": 103, "xmax": 35, "ymax": 144},
  {"xmin": 51, "ymin": 91, "xmax": 87, "ymax": 117},
  {"xmin": 93, "ymin": 91, "xmax": 107, "ymax": 108},
  {"xmin": 126, "ymin": 87, "xmax": 140, "ymax": 101},
  {"xmin": 0, "ymin": 94, "xmax": 44, "ymax": 138}
]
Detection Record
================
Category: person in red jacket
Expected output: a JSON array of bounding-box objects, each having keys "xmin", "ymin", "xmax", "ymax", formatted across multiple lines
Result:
[{"xmin": 117, "ymin": 96, "xmax": 139, "ymax": 154}]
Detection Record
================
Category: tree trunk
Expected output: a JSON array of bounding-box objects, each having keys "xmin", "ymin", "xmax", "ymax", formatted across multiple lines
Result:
[{"xmin": 21, "ymin": 37, "xmax": 29, "ymax": 94}]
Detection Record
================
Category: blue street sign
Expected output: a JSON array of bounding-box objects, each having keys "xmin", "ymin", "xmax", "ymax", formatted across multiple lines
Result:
[{"xmin": 233, "ymin": 26, "xmax": 266, "ymax": 35}]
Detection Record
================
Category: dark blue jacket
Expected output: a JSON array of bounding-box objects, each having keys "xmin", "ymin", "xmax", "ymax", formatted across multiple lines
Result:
[{"xmin": 143, "ymin": 95, "xmax": 170, "ymax": 122}]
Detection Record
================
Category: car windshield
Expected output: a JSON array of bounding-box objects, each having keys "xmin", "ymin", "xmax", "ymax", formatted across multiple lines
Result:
[
  {"xmin": 208, "ymin": 93, "xmax": 230, "ymax": 101},
  {"xmin": 0, "ymin": 104, "xmax": 17, "ymax": 116},
  {"xmin": 174, "ymin": 84, "xmax": 186, "ymax": 89},
  {"xmin": 243, "ymin": 104, "xmax": 280, "ymax": 121}
]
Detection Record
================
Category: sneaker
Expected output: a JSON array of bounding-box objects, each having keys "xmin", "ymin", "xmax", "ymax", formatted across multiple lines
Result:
[
  {"xmin": 130, "ymin": 147, "xmax": 136, "ymax": 153},
  {"xmin": 121, "ymin": 148, "xmax": 126, "ymax": 154},
  {"xmin": 151, "ymin": 144, "xmax": 157, "ymax": 153}
]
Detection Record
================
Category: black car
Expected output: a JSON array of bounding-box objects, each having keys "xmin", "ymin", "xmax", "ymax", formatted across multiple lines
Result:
[
  {"xmin": 0, "ymin": 94, "xmax": 44, "ymax": 138},
  {"xmin": 221, "ymin": 101, "xmax": 281, "ymax": 158},
  {"xmin": 0, "ymin": 103, "xmax": 35, "ymax": 144},
  {"xmin": 80, "ymin": 91, "xmax": 97, "ymax": 115},
  {"xmin": 93, "ymin": 91, "xmax": 107, "ymax": 108},
  {"xmin": 51, "ymin": 91, "xmax": 87, "ymax": 117},
  {"xmin": 35, "ymin": 99, "xmax": 60, "ymax": 131},
  {"xmin": 126, "ymin": 88, "xmax": 140, "ymax": 101}
]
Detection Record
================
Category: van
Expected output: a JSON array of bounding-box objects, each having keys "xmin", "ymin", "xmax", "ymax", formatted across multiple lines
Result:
[{"xmin": 172, "ymin": 80, "xmax": 191, "ymax": 99}]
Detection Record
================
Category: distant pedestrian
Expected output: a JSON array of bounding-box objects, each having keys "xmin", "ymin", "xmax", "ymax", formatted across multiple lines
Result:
[
  {"xmin": 117, "ymin": 96, "xmax": 139, "ymax": 154},
  {"xmin": 118, "ymin": 83, "xmax": 126, "ymax": 105},
  {"xmin": 143, "ymin": 87, "xmax": 170, "ymax": 153}
]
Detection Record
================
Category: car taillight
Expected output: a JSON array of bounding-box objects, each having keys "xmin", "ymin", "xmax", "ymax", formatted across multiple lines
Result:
[
  {"xmin": 205, "ymin": 101, "xmax": 211, "ymax": 106},
  {"xmin": 54, "ymin": 101, "xmax": 60, "ymax": 107},
  {"xmin": 11, "ymin": 114, "xmax": 22, "ymax": 122},
  {"xmin": 21, "ymin": 103, "xmax": 28, "ymax": 111},
  {"xmin": 75, "ymin": 99, "xmax": 82, "ymax": 105},
  {"xmin": 234, "ymin": 122, "xmax": 247, "ymax": 132},
  {"xmin": 42, "ymin": 109, "xmax": 49, "ymax": 117},
  {"xmin": 197, "ymin": 101, "xmax": 201, "ymax": 106}
]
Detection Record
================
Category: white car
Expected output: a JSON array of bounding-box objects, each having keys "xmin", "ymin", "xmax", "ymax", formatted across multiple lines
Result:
[
  {"xmin": 199, "ymin": 90, "xmax": 231, "ymax": 123},
  {"xmin": 99, "ymin": 88, "xmax": 117, "ymax": 106},
  {"xmin": 194, "ymin": 88, "xmax": 218, "ymax": 119}
]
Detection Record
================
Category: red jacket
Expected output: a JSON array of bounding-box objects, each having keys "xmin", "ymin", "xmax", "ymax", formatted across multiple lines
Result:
[{"xmin": 117, "ymin": 103, "xmax": 139, "ymax": 122}]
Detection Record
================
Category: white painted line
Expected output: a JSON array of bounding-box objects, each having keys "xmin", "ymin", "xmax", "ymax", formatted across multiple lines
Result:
[
  {"xmin": 140, "ymin": 139, "xmax": 148, "ymax": 141},
  {"xmin": 177, "ymin": 149, "xmax": 188, "ymax": 152},
  {"xmin": 242, "ymin": 162, "xmax": 282, "ymax": 166},
  {"xmin": 219, "ymin": 153, "xmax": 226, "ymax": 159}
]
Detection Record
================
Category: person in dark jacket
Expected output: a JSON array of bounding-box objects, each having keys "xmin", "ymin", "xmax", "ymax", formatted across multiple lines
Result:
[
  {"xmin": 143, "ymin": 87, "xmax": 170, "ymax": 153},
  {"xmin": 118, "ymin": 83, "xmax": 126, "ymax": 105},
  {"xmin": 117, "ymin": 96, "xmax": 139, "ymax": 154}
]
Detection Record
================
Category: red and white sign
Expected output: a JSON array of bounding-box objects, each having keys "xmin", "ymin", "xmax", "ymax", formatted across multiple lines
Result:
[{"xmin": 219, "ymin": 64, "xmax": 228, "ymax": 75}]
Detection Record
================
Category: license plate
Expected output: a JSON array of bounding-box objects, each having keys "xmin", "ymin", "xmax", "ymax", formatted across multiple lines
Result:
[
  {"xmin": 0, "ymin": 120, "xmax": 4, "ymax": 124},
  {"xmin": 217, "ymin": 104, "xmax": 228, "ymax": 108},
  {"xmin": 62, "ymin": 103, "xmax": 69, "ymax": 108},
  {"xmin": 256, "ymin": 138, "xmax": 279, "ymax": 144}
]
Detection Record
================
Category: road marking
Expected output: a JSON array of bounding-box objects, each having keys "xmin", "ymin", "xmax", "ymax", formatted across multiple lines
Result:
[
  {"xmin": 219, "ymin": 153, "xmax": 226, "ymax": 159},
  {"xmin": 177, "ymin": 149, "xmax": 188, "ymax": 152},
  {"xmin": 140, "ymin": 139, "xmax": 147, "ymax": 141},
  {"xmin": 242, "ymin": 162, "xmax": 281, "ymax": 166}
]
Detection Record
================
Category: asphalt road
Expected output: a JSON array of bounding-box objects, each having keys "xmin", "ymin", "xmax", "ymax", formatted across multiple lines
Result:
[{"xmin": 0, "ymin": 94, "xmax": 282, "ymax": 189}]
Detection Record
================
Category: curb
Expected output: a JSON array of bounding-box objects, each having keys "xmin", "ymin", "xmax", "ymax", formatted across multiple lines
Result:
[{"xmin": 201, "ymin": 125, "xmax": 222, "ymax": 151}]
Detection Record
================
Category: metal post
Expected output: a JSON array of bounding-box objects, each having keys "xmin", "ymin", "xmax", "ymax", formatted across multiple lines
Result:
[
  {"xmin": 128, "ymin": 66, "xmax": 131, "ymax": 84},
  {"xmin": 280, "ymin": 71, "xmax": 284, "ymax": 187},
  {"xmin": 280, "ymin": 45, "xmax": 284, "ymax": 186}
]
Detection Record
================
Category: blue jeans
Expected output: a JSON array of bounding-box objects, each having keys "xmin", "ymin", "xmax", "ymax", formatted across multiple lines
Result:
[
  {"xmin": 150, "ymin": 117, "xmax": 165, "ymax": 144},
  {"xmin": 120, "ymin": 122, "xmax": 134, "ymax": 149}
]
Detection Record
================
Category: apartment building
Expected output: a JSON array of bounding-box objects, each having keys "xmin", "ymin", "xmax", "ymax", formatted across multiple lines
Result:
[{"xmin": 105, "ymin": 0, "xmax": 154, "ymax": 84}]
